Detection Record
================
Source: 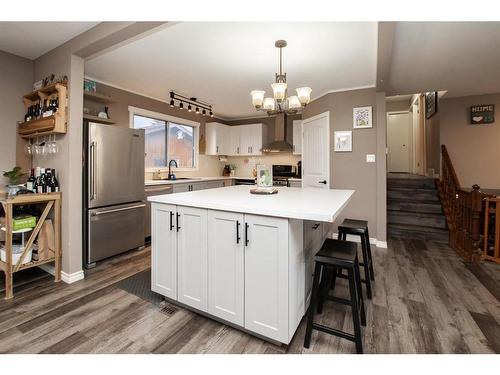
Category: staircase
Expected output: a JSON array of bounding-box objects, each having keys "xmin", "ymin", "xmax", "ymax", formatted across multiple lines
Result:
[{"xmin": 387, "ymin": 174, "xmax": 449, "ymax": 242}]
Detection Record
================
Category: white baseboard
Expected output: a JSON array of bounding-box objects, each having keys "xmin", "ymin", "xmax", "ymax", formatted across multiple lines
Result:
[
  {"xmin": 331, "ymin": 232, "xmax": 388, "ymax": 249},
  {"xmin": 38, "ymin": 264, "xmax": 85, "ymax": 284},
  {"xmin": 61, "ymin": 270, "xmax": 85, "ymax": 284}
]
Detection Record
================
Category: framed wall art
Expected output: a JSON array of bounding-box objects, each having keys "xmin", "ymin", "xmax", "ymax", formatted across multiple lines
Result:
[
  {"xmin": 425, "ymin": 91, "xmax": 438, "ymax": 119},
  {"xmin": 470, "ymin": 104, "xmax": 495, "ymax": 125},
  {"xmin": 353, "ymin": 106, "xmax": 372, "ymax": 129},
  {"xmin": 334, "ymin": 131, "xmax": 352, "ymax": 152}
]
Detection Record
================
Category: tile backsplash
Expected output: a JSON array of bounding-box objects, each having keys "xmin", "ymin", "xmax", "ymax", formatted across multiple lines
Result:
[
  {"xmin": 145, "ymin": 154, "xmax": 301, "ymax": 179},
  {"xmin": 227, "ymin": 154, "xmax": 301, "ymax": 177}
]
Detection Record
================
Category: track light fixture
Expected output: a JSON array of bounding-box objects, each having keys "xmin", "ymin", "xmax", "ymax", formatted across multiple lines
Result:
[{"xmin": 169, "ymin": 91, "xmax": 214, "ymax": 117}]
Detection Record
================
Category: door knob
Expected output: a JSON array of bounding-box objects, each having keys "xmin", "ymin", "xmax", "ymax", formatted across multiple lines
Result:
[{"xmin": 319, "ymin": 180, "xmax": 327, "ymax": 184}]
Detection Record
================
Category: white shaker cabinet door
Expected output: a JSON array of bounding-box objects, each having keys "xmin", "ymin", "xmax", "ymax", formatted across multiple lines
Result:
[
  {"xmin": 151, "ymin": 203, "xmax": 177, "ymax": 300},
  {"xmin": 208, "ymin": 210, "xmax": 245, "ymax": 326},
  {"xmin": 177, "ymin": 206, "xmax": 208, "ymax": 312},
  {"xmin": 244, "ymin": 214, "xmax": 289, "ymax": 343},
  {"xmin": 292, "ymin": 120, "xmax": 302, "ymax": 155}
]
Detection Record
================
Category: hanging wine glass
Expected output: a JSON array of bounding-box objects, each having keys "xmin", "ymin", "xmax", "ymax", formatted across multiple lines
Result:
[{"xmin": 24, "ymin": 139, "xmax": 33, "ymax": 156}]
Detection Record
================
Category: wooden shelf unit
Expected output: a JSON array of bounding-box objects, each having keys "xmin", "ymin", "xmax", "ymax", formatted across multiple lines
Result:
[
  {"xmin": 0, "ymin": 193, "xmax": 62, "ymax": 299},
  {"xmin": 83, "ymin": 114, "xmax": 116, "ymax": 125},
  {"xmin": 83, "ymin": 91, "xmax": 114, "ymax": 104},
  {"xmin": 18, "ymin": 83, "xmax": 67, "ymax": 138}
]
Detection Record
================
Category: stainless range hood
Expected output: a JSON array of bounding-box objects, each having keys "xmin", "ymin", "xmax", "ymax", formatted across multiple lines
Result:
[{"xmin": 262, "ymin": 113, "xmax": 293, "ymax": 153}]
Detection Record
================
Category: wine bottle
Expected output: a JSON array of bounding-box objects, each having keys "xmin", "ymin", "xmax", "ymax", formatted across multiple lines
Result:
[
  {"xmin": 45, "ymin": 169, "xmax": 53, "ymax": 193},
  {"xmin": 34, "ymin": 167, "xmax": 41, "ymax": 193},
  {"xmin": 51, "ymin": 168, "xmax": 59, "ymax": 192},
  {"xmin": 26, "ymin": 168, "xmax": 35, "ymax": 191},
  {"xmin": 38, "ymin": 168, "xmax": 46, "ymax": 193}
]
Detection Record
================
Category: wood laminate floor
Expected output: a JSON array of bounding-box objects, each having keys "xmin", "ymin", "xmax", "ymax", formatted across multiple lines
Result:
[{"xmin": 1, "ymin": 237, "xmax": 500, "ymax": 354}]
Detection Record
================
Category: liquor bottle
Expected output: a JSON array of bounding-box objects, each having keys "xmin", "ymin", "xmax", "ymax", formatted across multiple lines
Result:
[
  {"xmin": 26, "ymin": 168, "xmax": 35, "ymax": 191},
  {"xmin": 45, "ymin": 169, "xmax": 53, "ymax": 193},
  {"xmin": 51, "ymin": 169, "xmax": 59, "ymax": 192},
  {"xmin": 34, "ymin": 102, "xmax": 40, "ymax": 118}
]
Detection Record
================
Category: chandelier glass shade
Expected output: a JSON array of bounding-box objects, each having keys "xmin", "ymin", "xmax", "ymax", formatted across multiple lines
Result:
[{"xmin": 250, "ymin": 40, "xmax": 311, "ymax": 115}]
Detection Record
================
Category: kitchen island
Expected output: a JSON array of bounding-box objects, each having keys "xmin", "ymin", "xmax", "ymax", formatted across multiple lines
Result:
[{"xmin": 148, "ymin": 185, "xmax": 354, "ymax": 344}]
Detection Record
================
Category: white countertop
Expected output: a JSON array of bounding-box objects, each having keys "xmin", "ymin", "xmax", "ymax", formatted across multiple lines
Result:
[
  {"xmin": 148, "ymin": 185, "xmax": 354, "ymax": 222},
  {"xmin": 145, "ymin": 176, "xmax": 254, "ymax": 186}
]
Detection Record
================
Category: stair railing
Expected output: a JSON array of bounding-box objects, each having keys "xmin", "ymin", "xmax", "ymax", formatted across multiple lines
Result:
[
  {"xmin": 483, "ymin": 197, "xmax": 500, "ymax": 264},
  {"xmin": 439, "ymin": 145, "xmax": 486, "ymax": 263}
]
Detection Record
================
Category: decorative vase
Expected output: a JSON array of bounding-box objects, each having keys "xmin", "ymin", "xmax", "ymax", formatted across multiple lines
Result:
[{"xmin": 6, "ymin": 185, "xmax": 21, "ymax": 198}]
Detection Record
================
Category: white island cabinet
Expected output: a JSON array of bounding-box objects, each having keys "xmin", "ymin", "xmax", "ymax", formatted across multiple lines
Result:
[{"xmin": 149, "ymin": 185, "xmax": 354, "ymax": 344}]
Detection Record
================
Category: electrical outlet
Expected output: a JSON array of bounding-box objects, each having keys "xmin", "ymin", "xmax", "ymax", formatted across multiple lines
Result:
[{"xmin": 366, "ymin": 154, "xmax": 376, "ymax": 163}]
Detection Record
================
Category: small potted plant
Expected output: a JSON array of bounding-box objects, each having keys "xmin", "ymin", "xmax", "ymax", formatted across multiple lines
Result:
[
  {"xmin": 3, "ymin": 166, "xmax": 25, "ymax": 198},
  {"xmin": 229, "ymin": 164, "xmax": 236, "ymax": 177}
]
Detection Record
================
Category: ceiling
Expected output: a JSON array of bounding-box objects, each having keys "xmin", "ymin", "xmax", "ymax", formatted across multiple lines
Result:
[
  {"xmin": 0, "ymin": 22, "xmax": 99, "ymax": 60},
  {"xmin": 387, "ymin": 22, "xmax": 500, "ymax": 97},
  {"xmin": 85, "ymin": 22, "xmax": 378, "ymax": 119}
]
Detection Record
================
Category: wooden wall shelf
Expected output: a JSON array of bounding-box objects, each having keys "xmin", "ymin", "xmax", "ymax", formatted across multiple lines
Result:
[
  {"xmin": 83, "ymin": 114, "xmax": 115, "ymax": 125},
  {"xmin": 19, "ymin": 83, "xmax": 67, "ymax": 139},
  {"xmin": 84, "ymin": 91, "xmax": 114, "ymax": 104}
]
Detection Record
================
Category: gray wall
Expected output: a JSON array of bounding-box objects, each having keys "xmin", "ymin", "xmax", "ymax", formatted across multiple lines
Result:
[
  {"xmin": 440, "ymin": 93, "xmax": 500, "ymax": 188},
  {"xmin": 0, "ymin": 50, "xmax": 33, "ymax": 184},
  {"xmin": 302, "ymin": 88, "xmax": 386, "ymax": 242}
]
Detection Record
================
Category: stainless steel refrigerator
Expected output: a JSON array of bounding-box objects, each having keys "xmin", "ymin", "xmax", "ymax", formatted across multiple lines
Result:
[{"xmin": 83, "ymin": 122, "xmax": 145, "ymax": 268}]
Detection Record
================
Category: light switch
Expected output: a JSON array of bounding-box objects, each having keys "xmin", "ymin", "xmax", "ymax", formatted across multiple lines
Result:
[{"xmin": 366, "ymin": 154, "xmax": 376, "ymax": 163}]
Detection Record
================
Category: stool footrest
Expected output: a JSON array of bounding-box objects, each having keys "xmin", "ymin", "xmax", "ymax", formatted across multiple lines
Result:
[
  {"xmin": 326, "ymin": 295, "xmax": 352, "ymax": 306},
  {"xmin": 335, "ymin": 273, "xmax": 368, "ymax": 284},
  {"xmin": 312, "ymin": 323, "xmax": 356, "ymax": 342}
]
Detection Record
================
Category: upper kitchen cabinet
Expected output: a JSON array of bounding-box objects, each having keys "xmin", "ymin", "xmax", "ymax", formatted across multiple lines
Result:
[
  {"xmin": 205, "ymin": 122, "xmax": 229, "ymax": 155},
  {"xmin": 205, "ymin": 123, "xmax": 267, "ymax": 156},
  {"xmin": 293, "ymin": 120, "xmax": 302, "ymax": 155},
  {"xmin": 237, "ymin": 123, "xmax": 266, "ymax": 156}
]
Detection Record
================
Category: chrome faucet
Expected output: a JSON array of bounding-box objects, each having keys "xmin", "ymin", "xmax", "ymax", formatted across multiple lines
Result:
[{"xmin": 168, "ymin": 159, "xmax": 178, "ymax": 180}]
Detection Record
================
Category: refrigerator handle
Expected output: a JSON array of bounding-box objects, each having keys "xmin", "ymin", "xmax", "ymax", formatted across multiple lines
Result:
[
  {"xmin": 90, "ymin": 141, "xmax": 97, "ymax": 200},
  {"xmin": 91, "ymin": 204, "xmax": 146, "ymax": 216}
]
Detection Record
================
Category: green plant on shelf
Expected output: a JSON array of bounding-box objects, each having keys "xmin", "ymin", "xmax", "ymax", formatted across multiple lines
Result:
[{"xmin": 3, "ymin": 166, "xmax": 25, "ymax": 185}]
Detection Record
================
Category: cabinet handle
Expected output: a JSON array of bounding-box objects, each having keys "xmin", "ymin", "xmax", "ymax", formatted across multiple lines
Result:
[
  {"xmin": 312, "ymin": 223, "xmax": 320, "ymax": 230},
  {"xmin": 170, "ymin": 211, "xmax": 174, "ymax": 231},
  {"xmin": 216, "ymin": 145, "xmax": 219, "ymax": 153},
  {"xmin": 319, "ymin": 180, "xmax": 327, "ymax": 184},
  {"xmin": 245, "ymin": 223, "xmax": 249, "ymax": 246},
  {"xmin": 237, "ymin": 146, "xmax": 239, "ymax": 154},
  {"xmin": 248, "ymin": 147, "xmax": 250, "ymax": 153},
  {"xmin": 176, "ymin": 213, "xmax": 181, "ymax": 231},
  {"xmin": 236, "ymin": 220, "xmax": 241, "ymax": 244}
]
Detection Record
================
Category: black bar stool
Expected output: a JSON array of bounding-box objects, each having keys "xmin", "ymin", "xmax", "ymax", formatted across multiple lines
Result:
[
  {"xmin": 304, "ymin": 239, "xmax": 366, "ymax": 354},
  {"xmin": 338, "ymin": 219, "xmax": 375, "ymax": 299}
]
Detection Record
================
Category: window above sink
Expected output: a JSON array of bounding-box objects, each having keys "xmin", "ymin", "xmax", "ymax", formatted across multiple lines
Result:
[{"xmin": 129, "ymin": 106, "xmax": 200, "ymax": 172}]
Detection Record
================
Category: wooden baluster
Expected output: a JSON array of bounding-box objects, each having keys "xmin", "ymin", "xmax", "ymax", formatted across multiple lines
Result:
[{"xmin": 469, "ymin": 185, "xmax": 482, "ymax": 263}]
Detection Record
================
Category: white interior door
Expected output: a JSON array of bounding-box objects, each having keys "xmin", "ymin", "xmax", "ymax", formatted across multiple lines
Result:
[
  {"xmin": 387, "ymin": 112, "xmax": 411, "ymax": 173},
  {"xmin": 302, "ymin": 112, "xmax": 330, "ymax": 188}
]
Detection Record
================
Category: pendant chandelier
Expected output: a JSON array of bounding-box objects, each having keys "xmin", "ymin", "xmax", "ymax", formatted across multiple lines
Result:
[{"xmin": 250, "ymin": 40, "xmax": 312, "ymax": 115}]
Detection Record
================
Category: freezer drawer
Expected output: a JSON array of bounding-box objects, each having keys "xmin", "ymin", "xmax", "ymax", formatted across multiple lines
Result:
[{"xmin": 87, "ymin": 202, "xmax": 146, "ymax": 266}]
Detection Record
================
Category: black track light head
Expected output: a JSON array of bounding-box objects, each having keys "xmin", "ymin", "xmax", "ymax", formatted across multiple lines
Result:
[
  {"xmin": 179, "ymin": 102, "xmax": 184, "ymax": 109},
  {"xmin": 195, "ymin": 106, "xmax": 200, "ymax": 114},
  {"xmin": 202, "ymin": 109, "xmax": 206, "ymax": 116},
  {"xmin": 188, "ymin": 104, "xmax": 192, "ymax": 112},
  {"xmin": 170, "ymin": 99, "xmax": 174, "ymax": 107}
]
